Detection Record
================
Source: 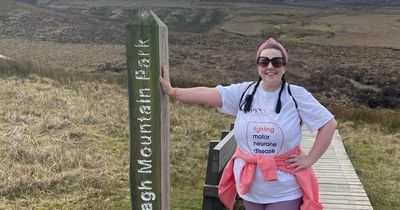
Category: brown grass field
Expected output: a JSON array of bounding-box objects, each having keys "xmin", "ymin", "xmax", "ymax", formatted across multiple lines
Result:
[{"xmin": 0, "ymin": 0, "xmax": 399, "ymax": 209}]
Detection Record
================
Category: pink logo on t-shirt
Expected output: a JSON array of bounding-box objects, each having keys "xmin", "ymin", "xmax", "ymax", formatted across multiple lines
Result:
[{"xmin": 246, "ymin": 122, "xmax": 284, "ymax": 155}]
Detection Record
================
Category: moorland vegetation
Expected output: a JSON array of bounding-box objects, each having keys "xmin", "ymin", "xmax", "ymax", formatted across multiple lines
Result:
[{"xmin": 0, "ymin": 0, "xmax": 399, "ymax": 209}]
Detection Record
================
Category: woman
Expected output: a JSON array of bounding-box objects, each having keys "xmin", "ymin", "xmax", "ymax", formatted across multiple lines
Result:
[{"xmin": 160, "ymin": 38, "xmax": 337, "ymax": 210}]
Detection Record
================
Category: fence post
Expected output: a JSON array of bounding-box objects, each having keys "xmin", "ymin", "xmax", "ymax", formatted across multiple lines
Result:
[
  {"xmin": 203, "ymin": 140, "xmax": 224, "ymax": 210},
  {"xmin": 126, "ymin": 10, "xmax": 170, "ymax": 210},
  {"xmin": 202, "ymin": 124, "xmax": 236, "ymax": 210}
]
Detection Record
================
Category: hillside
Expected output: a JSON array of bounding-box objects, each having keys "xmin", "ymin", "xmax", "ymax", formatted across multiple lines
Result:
[
  {"xmin": 0, "ymin": 1, "xmax": 399, "ymax": 209},
  {"xmin": 201, "ymin": 0, "xmax": 400, "ymax": 6},
  {"xmin": 0, "ymin": 2, "xmax": 399, "ymax": 110}
]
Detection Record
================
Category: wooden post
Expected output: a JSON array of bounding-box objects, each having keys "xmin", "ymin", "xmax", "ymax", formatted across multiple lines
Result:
[{"xmin": 126, "ymin": 10, "xmax": 170, "ymax": 210}]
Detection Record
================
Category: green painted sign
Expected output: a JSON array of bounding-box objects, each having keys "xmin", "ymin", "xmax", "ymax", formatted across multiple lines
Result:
[{"xmin": 126, "ymin": 11, "xmax": 170, "ymax": 210}]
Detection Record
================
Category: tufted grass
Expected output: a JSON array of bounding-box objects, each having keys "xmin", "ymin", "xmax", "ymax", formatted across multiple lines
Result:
[{"xmin": 0, "ymin": 59, "xmax": 398, "ymax": 209}]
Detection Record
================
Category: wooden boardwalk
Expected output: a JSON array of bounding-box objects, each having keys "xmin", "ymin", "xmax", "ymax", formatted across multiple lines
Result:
[{"xmin": 301, "ymin": 128, "xmax": 374, "ymax": 210}]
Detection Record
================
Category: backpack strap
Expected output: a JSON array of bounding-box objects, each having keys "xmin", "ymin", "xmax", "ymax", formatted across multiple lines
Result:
[
  {"xmin": 239, "ymin": 81, "xmax": 256, "ymax": 109},
  {"xmin": 287, "ymin": 84, "xmax": 298, "ymax": 108},
  {"xmin": 288, "ymin": 84, "xmax": 303, "ymax": 125},
  {"xmin": 239, "ymin": 82, "xmax": 303, "ymax": 126}
]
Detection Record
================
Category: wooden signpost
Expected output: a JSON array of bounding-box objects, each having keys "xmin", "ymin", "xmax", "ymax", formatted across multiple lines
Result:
[{"xmin": 126, "ymin": 11, "xmax": 170, "ymax": 210}]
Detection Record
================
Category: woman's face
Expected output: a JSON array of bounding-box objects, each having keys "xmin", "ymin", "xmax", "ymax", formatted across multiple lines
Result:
[{"xmin": 257, "ymin": 48, "xmax": 287, "ymax": 85}]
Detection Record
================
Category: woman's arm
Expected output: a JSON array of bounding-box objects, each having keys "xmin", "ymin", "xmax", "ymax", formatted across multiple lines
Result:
[
  {"xmin": 159, "ymin": 64, "xmax": 222, "ymax": 107},
  {"xmin": 171, "ymin": 87, "xmax": 222, "ymax": 107},
  {"xmin": 286, "ymin": 118, "xmax": 338, "ymax": 172}
]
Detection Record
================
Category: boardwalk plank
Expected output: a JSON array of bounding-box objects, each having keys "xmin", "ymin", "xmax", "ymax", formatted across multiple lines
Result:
[
  {"xmin": 323, "ymin": 203, "xmax": 373, "ymax": 210},
  {"xmin": 320, "ymin": 195, "xmax": 371, "ymax": 201},
  {"xmin": 301, "ymin": 128, "xmax": 373, "ymax": 210},
  {"xmin": 321, "ymin": 198, "xmax": 372, "ymax": 205}
]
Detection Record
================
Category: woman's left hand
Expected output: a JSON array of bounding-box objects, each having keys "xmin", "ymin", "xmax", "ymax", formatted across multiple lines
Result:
[
  {"xmin": 159, "ymin": 64, "xmax": 173, "ymax": 96},
  {"xmin": 285, "ymin": 153, "xmax": 313, "ymax": 172}
]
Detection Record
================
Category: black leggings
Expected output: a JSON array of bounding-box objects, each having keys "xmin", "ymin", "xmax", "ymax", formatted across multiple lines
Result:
[{"xmin": 243, "ymin": 197, "xmax": 302, "ymax": 210}]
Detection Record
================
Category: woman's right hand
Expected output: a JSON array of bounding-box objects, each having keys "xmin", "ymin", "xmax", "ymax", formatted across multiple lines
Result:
[{"xmin": 160, "ymin": 64, "xmax": 173, "ymax": 96}]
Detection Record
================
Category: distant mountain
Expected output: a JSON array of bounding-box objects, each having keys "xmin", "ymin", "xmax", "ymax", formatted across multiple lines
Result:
[
  {"xmin": 200, "ymin": 0, "xmax": 400, "ymax": 7},
  {"xmin": 16, "ymin": 0, "xmax": 37, "ymax": 4}
]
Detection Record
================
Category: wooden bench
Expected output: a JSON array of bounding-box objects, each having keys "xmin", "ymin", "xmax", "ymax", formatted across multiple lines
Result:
[{"xmin": 202, "ymin": 126, "xmax": 374, "ymax": 210}]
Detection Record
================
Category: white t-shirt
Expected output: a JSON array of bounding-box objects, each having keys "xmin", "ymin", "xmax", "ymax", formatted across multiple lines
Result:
[{"xmin": 216, "ymin": 81, "xmax": 334, "ymax": 204}]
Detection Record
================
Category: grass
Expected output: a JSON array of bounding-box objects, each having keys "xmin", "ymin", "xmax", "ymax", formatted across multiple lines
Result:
[
  {"xmin": 0, "ymin": 58, "xmax": 126, "ymax": 87},
  {"xmin": 171, "ymin": 187, "xmax": 203, "ymax": 210},
  {"xmin": 0, "ymin": 58, "xmax": 234, "ymax": 209},
  {"xmin": 339, "ymin": 121, "xmax": 400, "ymax": 210},
  {"xmin": 329, "ymin": 105, "xmax": 400, "ymax": 133},
  {"xmin": 0, "ymin": 59, "xmax": 399, "ymax": 209},
  {"xmin": 0, "ymin": 77, "xmax": 231, "ymax": 209},
  {"xmin": 0, "ymin": 74, "xmax": 131, "ymax": 209},
  {"xmin": 0, "ymin": 60, "xmax": 130, "ymax": 209}
]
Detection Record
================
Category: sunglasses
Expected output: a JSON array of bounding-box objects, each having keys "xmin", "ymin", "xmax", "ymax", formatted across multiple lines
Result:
[{"xmin": 257, "ymin": 57, "xmax": 286, "ymax": 68}]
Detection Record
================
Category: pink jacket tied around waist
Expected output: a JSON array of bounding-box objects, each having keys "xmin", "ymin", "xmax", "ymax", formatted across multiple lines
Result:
[{"xmin": 218, "ymin": 146, "xmax": 323, "ymax": 210}]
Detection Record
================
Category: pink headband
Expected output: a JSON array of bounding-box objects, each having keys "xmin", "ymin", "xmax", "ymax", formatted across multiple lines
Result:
[{"xmin": 256, "ymin": 38, "xmax": 288, "ymax": 64}]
